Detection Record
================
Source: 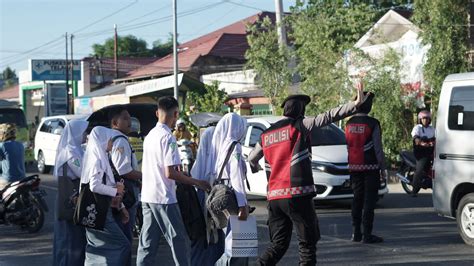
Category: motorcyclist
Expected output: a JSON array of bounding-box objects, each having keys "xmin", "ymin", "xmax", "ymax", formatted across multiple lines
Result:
[
  {"xmin": 0, "ymin": 123, "xmax": 26, "ymax": 189},
  {"xmin": 174, "ymin": 119, "xmax": 197, "ymax": 156},
  {"xmin": 410, "ymin": 110, "xmax": 435, "ymax": 197}
]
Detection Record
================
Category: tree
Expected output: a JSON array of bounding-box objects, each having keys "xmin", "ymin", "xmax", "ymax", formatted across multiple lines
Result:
[
  {"xmin": 354, "ymin": 49, "xmax": 414, "ymax": 163},
  {"xmin": 246, "ymin": 16, "xmax": 292, "ymax": 114},
  {"xmin": 92, "ymin": 35, "xmax": 150, "ymax": 58},
  {"xmin": 1, "ymin": 67, "xmax": 18, "ymax": 89},
  {"xmin": 245, "ymin": 1, "xmax": 416, "ymax": 162},
  {"xmin": 412, "ymin": 1, "xmax": 469, "ymax": 111},
  {"xmin": 188, "ymin": 81, "xmax": 228, "ymax": 114},
  {"xmin": 289, "ymin": 1, "xmax": 376, "ymax": 114},
  {"xmin": 151, "ymin": 35, "xmax": 174, "ymax": 58}
]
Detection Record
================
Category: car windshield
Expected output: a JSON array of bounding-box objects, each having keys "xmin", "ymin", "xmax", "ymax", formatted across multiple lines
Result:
[
  {"xmin": 311, "ymin": 124, "xmax": 346, "ymax": 146},
  {"xmin": 0, "ymin": 108, "xmax": 27, "ymax": 128}
]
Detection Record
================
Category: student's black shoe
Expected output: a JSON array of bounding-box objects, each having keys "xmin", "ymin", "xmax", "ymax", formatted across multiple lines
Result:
[
  {"xmin": 351, "ymin": 233, "xmax": 362, "ymax": 242},
  {"xmin": 363, "ymin": 234, "xmax": 384, "ymax": 244}
]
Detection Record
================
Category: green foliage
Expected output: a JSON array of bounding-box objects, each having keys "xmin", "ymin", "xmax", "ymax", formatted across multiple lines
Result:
[
  {"xmin": 289, "ymin": 1, "xmax": 377, "ymax": 114},
  {"xmin": 1, "ymin": 67, "xmax": 17, "ymax": 89},
  {"xmin": 246, "ymin": 16, "xmax": 292, "ymax": 114},
  {"xmin": 92, "ymin": 34, "xmax": 173, "ymax": 58},
  {"xmin": 412, "ymin": 0, "xmax": 469, "ymax": 111},
  {"xmin": 188, "ymin": 81, "xmax": 228, "ymax": 114},
  {"xmin": 245, "ymin": 2, "xmax": 418, "ymax": 163},
  {"xmin": 356, "ymin": 49, "xmax": 413, "ymax": 164}
]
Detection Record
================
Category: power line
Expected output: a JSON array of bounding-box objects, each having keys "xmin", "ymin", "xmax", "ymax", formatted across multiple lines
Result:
[
  {"xmin": 72, "ymin": 0, "xmax": 138, "ymax": 34},
  {"xmin": 121, "ymin": 3, "xmax": 172, "ymax": 26},
  {"xmin": 0, "ymin": 36, "xmax": 63, "ymax": 62}
]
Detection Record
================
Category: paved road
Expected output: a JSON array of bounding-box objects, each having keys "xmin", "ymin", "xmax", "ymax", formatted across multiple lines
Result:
[{"xmin": 1, "ymin": 173, "xmax": 474, "ymax": 266}]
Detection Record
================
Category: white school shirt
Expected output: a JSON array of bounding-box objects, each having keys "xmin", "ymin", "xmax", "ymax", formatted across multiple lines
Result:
[
  {"xmin": 110, "ymin": 129, "xmax": 138, "ymax": 175},
  {"xmin": 81, "ymin": 165, "xmax": 117, "ymax": 197},
  {"xmin": 59, "ymin": 157, "xmax": 82, "ymax": 180},
  {"xmin": 411, "ymin": 124, "xmax": 435, "ymax": 139},
  {"xmin": 141, "ymin": 122, "xmax": 181, "ymax": 204}
]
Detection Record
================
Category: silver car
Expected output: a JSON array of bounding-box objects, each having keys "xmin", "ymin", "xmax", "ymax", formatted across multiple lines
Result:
[{"xmin": 242, "ymin": 116, "xmax": 389, "ymax": 200}]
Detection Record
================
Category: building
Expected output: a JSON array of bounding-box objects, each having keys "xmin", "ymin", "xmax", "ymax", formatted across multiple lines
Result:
[{"xmin": 350, "ymin": 9, "xmax": 428, "ymax": 107}]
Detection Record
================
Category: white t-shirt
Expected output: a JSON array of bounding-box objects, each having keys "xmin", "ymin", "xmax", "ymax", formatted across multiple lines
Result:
[
  {"xmin": 110, "ymin": 130, "xmax": 138, "ymax": 175},
  {"xmin": 411, "ymin": 124, "xmax": 435, "ymax": 139},
  {"xmin": 141, "ymin": 122, "xmax": 181, "ymax": 204}
]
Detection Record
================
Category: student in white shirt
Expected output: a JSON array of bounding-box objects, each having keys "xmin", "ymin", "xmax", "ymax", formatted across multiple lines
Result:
[
  {"xmin": 211, "ymin": 113, "xmax": 250, "ymax": 266},
  {"xmin": 53, "ymin": 120, "xmax": 88, "ymax": 266},
  {"xmin": 137, "ymin": 96, "xmax": 211, "ymax": 266},
  {"xmin": 80, "ymin": 126, "xmax": 129, "ymax": 265},
  {"xmin": 108, "ymin": 105, "xmax": 142, "ymax": 266}
]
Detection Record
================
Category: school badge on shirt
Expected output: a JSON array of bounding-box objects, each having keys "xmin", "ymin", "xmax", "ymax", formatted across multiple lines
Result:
[{"xmin": 169, "ymin": 142, "xmax": 177, "ymax": 151}]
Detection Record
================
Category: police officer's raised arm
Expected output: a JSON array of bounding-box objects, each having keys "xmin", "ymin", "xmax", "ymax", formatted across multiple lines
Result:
[
  {"xmin": 248, "ymin": 142, "xmax": 264, "ymax": 173},
  {"xmin": 302, "ymin": 81, "xmax": 367, "ymax": 132}
]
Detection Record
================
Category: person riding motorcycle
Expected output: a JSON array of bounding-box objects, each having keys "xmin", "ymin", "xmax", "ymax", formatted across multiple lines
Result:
[
  {"xmin": 410, "ymin": 110, "xmax": 435, "ymax": 197},
  {"xmin": 173, "ymin": 119, "xmax": 197, "ymax": 156},
  {"xmin": 0, "ymin": 123, "xmax": 26, "ymax": 190}
]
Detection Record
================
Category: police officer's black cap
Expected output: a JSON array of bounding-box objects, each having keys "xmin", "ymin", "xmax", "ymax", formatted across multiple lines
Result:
[{"xmin": 281, "ymin": 94, "xmax": 311, "ymax": 108}]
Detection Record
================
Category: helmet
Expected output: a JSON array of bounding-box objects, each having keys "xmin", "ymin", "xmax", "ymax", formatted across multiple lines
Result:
[
  {"xmin": 176, "ymin": 119, "xmax": 185, "ymax": 126},
  {"xmin": 0, "ymin": 123, "xmax": 16, "ymax": 142},
  {"xmin": 418, "ymin": 110, "xmax": 431, "ymax": 120}
]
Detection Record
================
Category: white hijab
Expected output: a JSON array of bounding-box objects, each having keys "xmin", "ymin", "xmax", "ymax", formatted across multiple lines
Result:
[
  {"xmin": 53, "ymin": 120, "xmax": 88, "ymax": 177},
  {"xmin": 80, "ymin": 126, "xmax": 114, "ymax": 184},
  {"xmin": 190, "ymin": 126, "xmax": 216, "ymax": 182},
  {"xmin": 211, "ymin": 113, "xmax": 247, "ymax": 184}
]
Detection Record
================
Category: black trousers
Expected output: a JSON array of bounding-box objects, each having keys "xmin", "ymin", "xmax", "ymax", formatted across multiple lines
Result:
[
  {"xmin": 413, "ymin": 157, "xmax": 430, "ymax": 194},
  {"xmin": 351, "ymin": 170, "xmax": 380, "ymax": 236},
  {"xmin": 257, "ymin": 196, "xmax": 321, "ymax": 266}
]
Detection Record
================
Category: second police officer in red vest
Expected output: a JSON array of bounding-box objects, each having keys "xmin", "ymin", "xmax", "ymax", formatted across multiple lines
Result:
[
  {"xmin": 345, "ymin": 90, "xmax": 387, "ymax": 244},
  {"xmin": 249, "ymin": 85, "xmax": 369, "ymax": 266}
]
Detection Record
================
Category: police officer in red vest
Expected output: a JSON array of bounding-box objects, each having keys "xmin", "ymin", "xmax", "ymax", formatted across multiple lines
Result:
[
  {"xmin": 249, "ymin": 86, "xmax": 368, "ymax": 265},
  {"xmin": 345, "ymin": 91, "xmax": 387, "ymax": 244}
]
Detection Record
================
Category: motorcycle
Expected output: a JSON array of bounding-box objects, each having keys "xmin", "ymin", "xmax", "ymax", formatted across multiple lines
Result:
[
  {"xmin": 0, "ymin": 175, "xmax": 48, "ymax": 233},
  {"xmin": 396, "ymin": 151, "xmax": 433, "ymax": 194},
  {"xmin": 177, "ymin": 139, "xmax": 195, "ymax": 175}
]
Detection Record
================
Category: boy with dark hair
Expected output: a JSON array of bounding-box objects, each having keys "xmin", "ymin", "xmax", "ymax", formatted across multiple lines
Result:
[
  {"xmin": 108, "ymin": 105, "xmax": 142, "ymax": 265},
  {"xmin": 0, "ymin": 123, "xmax": 25, "ymax": 189},
  {"xmin": 345, "ymin": 90, "xmax": 387, "ymax": 244},
  {"xmin": 137, "ymin": 96, "xmax": 211, "ymax": 266}
]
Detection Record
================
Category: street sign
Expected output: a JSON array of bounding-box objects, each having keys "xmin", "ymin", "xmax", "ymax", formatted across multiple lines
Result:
[{"xmin": 30, "ymin": 59, "xmax": 81, "ymax": 81}]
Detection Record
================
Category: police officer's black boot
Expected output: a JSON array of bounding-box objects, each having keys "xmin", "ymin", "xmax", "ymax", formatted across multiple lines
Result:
[
  {"xmin": 362, "ymin": 226, "xmax": 383, "ymax": 244},
  {"xmin": 351, "ymin": 226, "xmax": 362, "ymax": 242}
]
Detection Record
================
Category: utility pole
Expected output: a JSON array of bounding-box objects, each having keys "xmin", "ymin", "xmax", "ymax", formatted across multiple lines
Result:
[
  {"xmin": 65, "ymin": 32, "xmax": 69, "ymax": 115},
  {"xmin": 274, "ymin": 0, "xmax": 287, "ymax": 48},
  {"xmin": 114, "ymin": 24, "xmax": 118, "ymax": 79},
  {"xmin": 70, "ymin": 34, "xmax": 74, "ymax": 114},
  {"xmin": 173, "ymin": 0, "xmax": 179, "ymax": 101}
]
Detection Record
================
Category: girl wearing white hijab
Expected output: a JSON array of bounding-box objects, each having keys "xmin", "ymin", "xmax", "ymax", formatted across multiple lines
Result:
[
  {"xmin": 53, "ymin": 120, "xmax": 88, "ymax": 266},
  {"xmin": 80, "ymin": 126, "xmax": 129, "ymax": 265},
  {"xmin": 211, "ymin": 113, "xmax": 249, "ymax": 266},
  {"xmin": 190, "ymin": 126, "xmax": 226, "ymax": 266}
]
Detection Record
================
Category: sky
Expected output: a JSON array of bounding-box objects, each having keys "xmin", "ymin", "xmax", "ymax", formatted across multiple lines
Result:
[{"xmin": 0, "ymin": 0, "xmax": 293, "ymax": 73}]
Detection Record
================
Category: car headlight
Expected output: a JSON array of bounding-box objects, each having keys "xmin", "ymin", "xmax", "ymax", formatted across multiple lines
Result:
[{"xmin": 311, "ymin": 161, "xmax": 349, "ymax": 175}]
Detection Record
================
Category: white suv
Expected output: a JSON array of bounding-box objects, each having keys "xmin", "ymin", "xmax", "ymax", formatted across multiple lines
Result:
[
  {"xmin": 242, "ymin": 116, "xmax": 389, "ymax": 200},
  {"xmin": 34, "ymin": 114, "xmax": 88, "ymax": 173}
]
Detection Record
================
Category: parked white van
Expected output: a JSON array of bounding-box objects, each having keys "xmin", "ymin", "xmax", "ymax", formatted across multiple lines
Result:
[{"xmin": 433, "ymin": 72, "xmax": 474, "ymax": 246}]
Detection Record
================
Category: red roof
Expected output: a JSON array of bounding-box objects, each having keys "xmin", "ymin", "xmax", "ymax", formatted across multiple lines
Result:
[
  {"xmin": 0, "ymin": 85, "xmax": 19, "ymax": 100},
  {"xmin": 126, "ymin": 12, "xmax": 276, "ymax": 80}
]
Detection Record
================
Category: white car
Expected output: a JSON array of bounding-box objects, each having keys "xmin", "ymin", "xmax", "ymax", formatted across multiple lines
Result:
[
  {"xmin": 242, "ymin": 116, "xmax": 389, "ymax": 200},
  {"xmin": 34, "ymin": 114, "xmax": 88, "ymax": 173}
]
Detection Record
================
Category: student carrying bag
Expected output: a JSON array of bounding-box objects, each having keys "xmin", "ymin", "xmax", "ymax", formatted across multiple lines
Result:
[
  {"xmin": 73, "ymin": 174, "xmax": 111, "ymax": 230},
  {"xmin": 206, "ymin": 141, "xmax": 239, "ymax": 229}
]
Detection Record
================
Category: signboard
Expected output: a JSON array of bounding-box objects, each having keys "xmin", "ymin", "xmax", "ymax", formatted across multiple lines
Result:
[
  {"xmin": 126, "ymin": 73, "xmax": 184, "ymax": 97},
  {"xmin": 30, "ymin": 59, "xmax": 81, "ymax": 81},
  {"xmin": 45, "ymin": 83, "xmax": 68, "ymax": 116}
]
